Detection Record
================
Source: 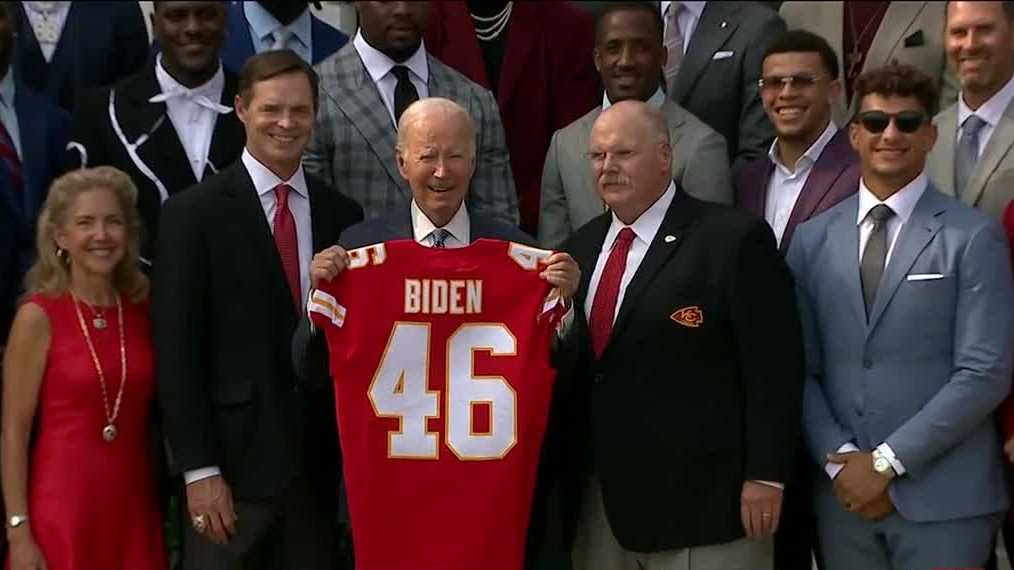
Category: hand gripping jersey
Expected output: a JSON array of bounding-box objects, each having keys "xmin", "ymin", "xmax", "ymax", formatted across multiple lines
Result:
[{"xmin": 308, "ymin": 239, "xmax": 565, "ymax": 570}]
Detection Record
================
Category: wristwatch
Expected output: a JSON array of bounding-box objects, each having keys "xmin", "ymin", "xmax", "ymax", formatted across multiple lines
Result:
[
  {"xmin": 871, "ymin": 449, "xmax": 897, "ymax": 479},
  {"xmin": 7, "ymin": 514, "xmax": 28, "ymax": 528}
]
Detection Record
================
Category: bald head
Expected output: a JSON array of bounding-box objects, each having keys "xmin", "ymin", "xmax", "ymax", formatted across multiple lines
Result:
[
  {"xmin": 589, "ymin": 100, "xmax": 673, "ymax": 224},
  {"xmin": 395, "ymin": 98, "xmax": 478, "ymax": 227}
]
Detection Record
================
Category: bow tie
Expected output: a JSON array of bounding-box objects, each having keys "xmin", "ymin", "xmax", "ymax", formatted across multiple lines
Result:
[{"xmin": 149, "ymin": 90, "xmax": 233, "ymax": 114}]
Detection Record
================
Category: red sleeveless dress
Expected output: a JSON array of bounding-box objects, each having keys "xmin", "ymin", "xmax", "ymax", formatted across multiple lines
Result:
[{"xmin": 6, "ymin": 293, "xmax": 166, "ymax": 570}]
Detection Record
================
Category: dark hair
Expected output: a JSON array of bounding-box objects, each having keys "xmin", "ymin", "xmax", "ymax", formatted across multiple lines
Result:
[
  {"xmin": 946, "ymin": 1, "xmax": 1014, "ymax": 21},
  {"xmin": 237, "ymin": 50, "xmax": 319, "ymax": 110},
  {"xmin": 595, "ymin": 2, "xmax": 664, "ymax": 46},
  {"xmin": 763, "ymin": 29, "xmax": 840, "ymax": 79},
  {"xmin": 852, "ymin": 64, "xmax": 939, "ymax": 118}
]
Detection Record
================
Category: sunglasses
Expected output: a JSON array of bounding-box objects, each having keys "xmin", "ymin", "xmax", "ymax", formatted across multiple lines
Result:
[
  {"xmin": 757, "ymin": 73, "xmax": 820, "ymax": 93},
  {"xmin": 854, "ymin": 110, "xmax": 928, "ymax": 134}
]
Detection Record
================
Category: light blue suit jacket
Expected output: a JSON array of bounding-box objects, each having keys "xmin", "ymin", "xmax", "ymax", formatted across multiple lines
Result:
[{"xmin": 786, "ymin": 185, "xmax": 1014, "ymax": 522}]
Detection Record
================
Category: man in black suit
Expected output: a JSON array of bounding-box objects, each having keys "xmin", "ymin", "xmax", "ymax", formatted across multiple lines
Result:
[
  {"xmin": 565, "ymin": 100, "xmax": 804, "ymax": 570},
  {"xmin": 153, "ymin": 50, "xmax": 363, "ymax": 570},
  {"xmin": 68, "ymin": 1, "xmax": 245, "ymax": 268}
]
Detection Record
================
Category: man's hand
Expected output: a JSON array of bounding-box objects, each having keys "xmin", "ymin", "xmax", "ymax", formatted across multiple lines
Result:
[
  {"xmin": 310, "ymin": 246, "xmax": 350, "ymax": 290},
  {"xmin": 828, "ymin": 451, "xmax": 889, "ymax": 513},
  {"xmin": 186, "ymin": 475, "xmax": 237, "ymax": 545},
  {"xmin": 855, "ymin": 490, "xmax": 895, "ymax": 521},
  {"xmin": 539, "ymin": 252, "xmax": 580, "ymax": 300},
  {"xmin": 740, "ymin": 481, "xmax": 783, "ymax": 538}
]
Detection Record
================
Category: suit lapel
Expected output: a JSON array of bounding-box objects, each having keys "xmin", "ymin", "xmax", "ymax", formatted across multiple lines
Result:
[
  {"xmin": 963, "ymin": 99, "xmax": 1014, "ymax": 207},
  {"xmin": 864, "ymin": 2, "xmax": 924, "ymax": 72},
  {"xmin": 738, "ymin": 159, "xmax": 774, "ymax": 219},
  {"xmin": 577, "ymin": 108, "xmax": 606, "ymax": 216},
  {"xmin": 327, "ymin": 47, "xmax": 407, "ymax": 195},
  {"xmin": 12, "ymin": 92, "xmax": 45, "ymax": 219},
  {"xmin": 497, "ymin": 3, "xmax": 539, "ymax": 111},
  {"xmin": 930, "ymin": 106, "xmax": 958, "ymax": 197},
  {"xmin": 207, "ymin": 71, "xmax": 244, "ymax": 176},
  {"xmin": 671, "ymin": 2, "xmax": 739, "ymax": 105},
  {"xmin": 226, "ymin": 163, "xmax": 292, "ymax": 302},
  {"xmin": 781, "ymin": 131, "xmax": 854, "ymax": 248},
  {"xmin": 826, "ymin": 195, "xmax": 867, "ymax": 325},
  {"xmin": 574, "ymin": 215, "xmax": 611, "ymax": 306},
  {"xmin": 867, "ymin": 188, "xmax": 944, "ymax": 331}
]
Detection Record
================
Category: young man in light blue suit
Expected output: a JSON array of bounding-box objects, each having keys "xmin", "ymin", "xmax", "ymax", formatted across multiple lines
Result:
[{"xmin": 787, "ymin": 63, "xmax": 1014, "ymax": 570}]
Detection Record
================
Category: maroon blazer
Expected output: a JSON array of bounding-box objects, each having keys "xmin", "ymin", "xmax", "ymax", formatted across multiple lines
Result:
[
  {"xmin": 424, "ymin": 1, "xmax": 600, "ymax": 234},
  {"xmin": 734, "ymin": 129, "xmax": 861, "ymax": 252}
]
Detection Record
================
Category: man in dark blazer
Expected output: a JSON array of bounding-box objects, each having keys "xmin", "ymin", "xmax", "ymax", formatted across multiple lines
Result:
[
  {"xmin": 565, "ymin": 100, "xmax": 803, "ymax": 570},
  {"xmin": 0, "ymin": 0, "xmax": 68, "ymax": 350},
  {"xmin": 423, "ymin": 0, "xmax": 600, "ymax": 235},
  {"xmin": 734, "ymin": 30, "xmax": 860, "ymax": 570},
  {"xmin": 221, "ymin": 0, "xmax": 348, "ymax": 74},
  {"xmin": 68, "ymin": 1, "xmax": 244, "ymax": 268},
  {"xmin": 153, "ymin": 50, "xmax": 363, "ymax": 570},
  {"xmin": 12, "ymin": 1, "xmax": 149, "ymax": 111},
  {"xmin": 665, "ymin": 1, "xmax": 784, "ymax": 169}
]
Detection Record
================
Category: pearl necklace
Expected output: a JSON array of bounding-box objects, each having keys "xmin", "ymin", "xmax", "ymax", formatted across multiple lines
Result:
[
  {"xmin": 470, "ymin": 2, "xmax": 513, "ymax": 42},
  {"xmin": 71, "ymin": 292, "xmax": 127, "ymax": 443}
]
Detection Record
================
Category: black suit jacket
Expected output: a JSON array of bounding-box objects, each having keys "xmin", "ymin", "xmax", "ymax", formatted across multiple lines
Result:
[
  {"xmin": 669, "ymin": 1, "xmax": 784, "ymax": 169},
  {"xmin": 153, "ymin": 161, "xmax": 363, "ymax": 500},
  {"xmin": 562, "ymin": 189, "xmax": 804, "ymax": 552},
  {"xmin": 13, "ymin": 1, "xmax": 149, "ymax": 112},
  {"xmin": 67, "ymin": 62, "xmax": 246, "ymax": 265}
]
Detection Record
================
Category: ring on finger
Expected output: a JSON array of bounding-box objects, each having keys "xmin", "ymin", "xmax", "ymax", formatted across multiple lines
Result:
[{"xmin": 192, "ymin": 513, "xmax": 208, "ymax": 533}]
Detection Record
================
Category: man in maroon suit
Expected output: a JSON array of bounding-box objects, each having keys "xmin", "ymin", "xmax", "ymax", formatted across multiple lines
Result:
[{"xmin": 734, "ymin": 29, "xmax": 860, "ymax": 570}]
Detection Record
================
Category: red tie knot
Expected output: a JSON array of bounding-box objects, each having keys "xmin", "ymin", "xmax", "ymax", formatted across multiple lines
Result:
[
  {"xmin": 274, "ymin": 184, "xmax": 292, "ymax": 208},
  {"xmin": 615, "ymin": 227, "xmax": 636, "ymax": 246}
]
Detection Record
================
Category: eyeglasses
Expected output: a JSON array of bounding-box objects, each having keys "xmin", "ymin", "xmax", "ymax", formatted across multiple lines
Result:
[
  {"xmin": 854, "ymin": 110, "xmax": 928, "ymax": 134},
  {"xmin": 757, "ymin": 73, "xmax": 820, "ymax": 93}
]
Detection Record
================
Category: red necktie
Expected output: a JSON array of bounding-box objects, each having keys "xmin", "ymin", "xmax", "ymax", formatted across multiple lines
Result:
[
  {"xmin": 0, "ymin": 119, "xmax": 22, "ymax": 193},
  {"xmin": 273, "ymin": 184, "xmax": 301, "ymax": 314},
  {"xmin": 589, "ymin": 228, "xmax": 636, "ymax": 359}
]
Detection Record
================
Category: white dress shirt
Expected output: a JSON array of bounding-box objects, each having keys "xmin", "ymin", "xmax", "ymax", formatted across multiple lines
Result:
[
  {"xmin": 824, "ymin": 173, "xmax": 928, "ymax": 480},
  {"xmin": 0, "ymin": 70, "xmax": 22, "ymax": 158},
  {"xmin": 353, "ymin": 31, "xmax": 429, "ymax": 126},
  {"xmin": 957, "ymin": 72, "xmax": 1014, "ymax": 157},
  {"xmin": 764, "ymin": 120, "xmax": 838, "ymax": 246},
  {"xmin": 244, "ymin": 1, "xmax": 313, "ymax": 64},
  {"xmin": 185, "ymin": 150, "xmax": 315, "ymax": 486},
  {"xmin": 23, "ymin": 1, "xmax": 72, "ymax": 62},
  {"xmin": 661, "ymin": 0, "xmax": 706, "ymax": 54},
  {"xmin": 411, "ymin": 200, "xmax": 470, "ymax": 247},
  {"xmin": 602, "ymin": 86, "xmax": 666, "ymax": 111},
  {"xmin": 153, "ymin": 54, "xmax": 227, "ymax": 180}
]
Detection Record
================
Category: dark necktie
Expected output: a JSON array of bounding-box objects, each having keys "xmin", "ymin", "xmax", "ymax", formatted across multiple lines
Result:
[
  {"xmin": 273, "ymin": 184, "xmax": 301, "ymax": 314},
  {"xmin": 860, "ymin": 204, "xmax": 896, "ymax": 318},
  {"xmin": 955, "ymin": 114, "xmax": 987, "ymax": 197},
  {"xmin": 430, "ymin": 228, "xmax": 450, "ymax": 248},
  {"xmin": 589, "ymin": 228, "xmax": 636, "ymax": 359},
  {"xmin": 0, "ymin": 118, "xmax": 22, "ymax": 194},
  {"xmin": 391, "ymin": 65, "xmax": 419, "ymax": 125}
]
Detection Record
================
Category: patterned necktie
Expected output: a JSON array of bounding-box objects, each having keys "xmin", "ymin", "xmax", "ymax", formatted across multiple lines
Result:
[
  {"xmin": 663, "ymin": 2, "xmax": 685, "ymax": 94},
  {"xmin": 0, "ymin": 117, "xmax": 23, "ymax": 194},
  {"xmin": 391, "ymin": 65, "xmax": 420, "ymax": 125},
  {"xmin": 273, "ymin": 184, "xmax": 301, "ymax": 314},
  {"xmin": 589, "ymin": 228, "xmax": 636, "ymax": 359},
  {"xmin": 430, "ymin": 228, "xmax": 450, "ymax": 248},
  {"xmin": 860, "ymin": 204, "xmax": 895, "ymax": 318},
  {"xmin": 954, "ymin": 114, "xmax": 987, "ymax": 197}
]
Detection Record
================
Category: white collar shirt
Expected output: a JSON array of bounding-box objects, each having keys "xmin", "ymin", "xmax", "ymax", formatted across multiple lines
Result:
[
  {"xmin": 411, "ymin": 199, "xmax": 470, "ymax": 248},
  {"xmin": 154, "ymin": 54, "xmax": 227, "ymax": 180},
  {"xmin": 764, "ymin": 120, "xmax": 837, "ymax": 246},
  {"xmin": 856, "ymin": 172, "xmax": 927, "ymax": 266},
  {"xmin": 957, "ymin": 73, "xmax": 1014, "ymax": 157},
  {"xmin": 243, "ymin": 149, "xmax": 313, "ymax": 305},
  {"xmin": 602, "ymin": 86, "xmax": 666, "ymax": 111},
  {"xmin": 244, "ymin": 1, "xmax": 313, "ymax": 64},
  {"xmin": 353, "ymin": 31, "xmax": 430, "ymax": 127},
  {"xmin": 23, "ymin": 1, "xmax": 71, "ymax": 62}
]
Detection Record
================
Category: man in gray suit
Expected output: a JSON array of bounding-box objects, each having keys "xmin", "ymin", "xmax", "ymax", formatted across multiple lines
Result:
[
  {"xmin": 303, "ymin": 1, "xmax": 518, "ymax": 226},
  {"xmin": 538, "ymin": 2, "xmax": 730, "ymax": 248},
  {"xmin": 787, "ymin": 64, "xmax": 1014, "ymax": 570},
  {"xmin": 927, "ymin": 1, "xmax": 1014, "ymax": 220}
]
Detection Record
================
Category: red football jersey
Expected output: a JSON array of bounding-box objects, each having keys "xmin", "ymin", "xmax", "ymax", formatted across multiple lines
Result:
[{"xmin": 309, "ymin": 238, "xmax": 565, "ymax": 570}]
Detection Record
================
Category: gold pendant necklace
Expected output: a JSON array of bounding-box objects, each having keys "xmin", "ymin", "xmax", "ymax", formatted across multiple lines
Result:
[{"xmin": 71, "ymin": 291, "xmax": 127, "ymax": 443}]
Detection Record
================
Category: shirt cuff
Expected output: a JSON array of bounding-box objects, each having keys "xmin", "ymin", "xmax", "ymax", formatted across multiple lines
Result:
[
  {"xmin": 184, "ymin": 466, "xmax": 222, "ymax": 485},
  {"xmin": 876, "ymin": 442, "xmax": 906, "ymax": 476},
  {"xmin": 752, "ymin": 480, "xmax": 785, "ymax": 490},
  {"xmin": 825, "ymin": 442, "xmax": 860, "ymax": 480},
  {"xmin": 555, "ymin": 300, "xmax": 575, "ymax": 339}
]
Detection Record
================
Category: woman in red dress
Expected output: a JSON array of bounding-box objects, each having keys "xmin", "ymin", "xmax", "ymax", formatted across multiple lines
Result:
[{"xmin": 1, "ymin": 167, "xmax": 166, "ymax": 570}]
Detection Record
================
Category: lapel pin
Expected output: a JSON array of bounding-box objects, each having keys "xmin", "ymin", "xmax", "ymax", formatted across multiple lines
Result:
[
  {"xmin": 671, "ymin": 306, "xmax": 704, "ymax": 328},
  {"xmin": 664, "ymin": 235, "xmax": 677, "ymax": 243},
  {"xmin": 721, "ymin": 21, "xmax": 727, "ymax": 28}
]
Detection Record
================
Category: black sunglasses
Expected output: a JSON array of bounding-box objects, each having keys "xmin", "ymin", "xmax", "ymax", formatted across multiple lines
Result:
[{"xmin": 855, "ymin": 110, "xmax": 928, "ymax": 134}]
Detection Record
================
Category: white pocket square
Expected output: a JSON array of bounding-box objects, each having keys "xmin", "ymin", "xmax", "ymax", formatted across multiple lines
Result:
[
  {"xmin": 712, "ymin": 51, "xmax": 735, "ymax": 60},
  {"xmin": 906, "ymin": 273, "xmax": 945, "ymax": 281}
]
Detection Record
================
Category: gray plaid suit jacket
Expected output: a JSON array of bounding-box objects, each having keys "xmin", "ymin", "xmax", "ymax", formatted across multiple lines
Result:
[{"xmin": 304, "ymin": 43, "xmax": 519, "ymax": 226}]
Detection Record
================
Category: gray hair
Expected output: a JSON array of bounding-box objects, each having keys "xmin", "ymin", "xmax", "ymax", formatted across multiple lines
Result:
[{"xmin": 395, "ymin": 97, "xmax": 477, "ymax": 151}]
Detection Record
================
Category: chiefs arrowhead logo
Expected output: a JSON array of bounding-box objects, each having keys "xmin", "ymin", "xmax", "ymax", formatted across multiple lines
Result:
[{"xmin": 671, "ymin": 306, "xmax": 703, "ymax": 328}]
